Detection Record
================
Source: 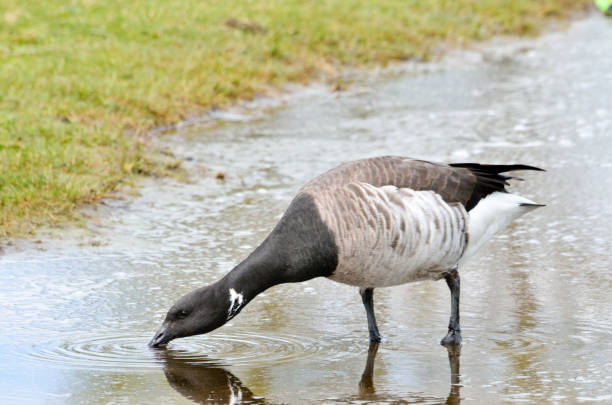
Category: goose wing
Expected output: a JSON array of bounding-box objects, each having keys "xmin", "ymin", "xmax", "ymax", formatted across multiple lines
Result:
[{"xmin": 302, "ymin": 156, "xmax": 543, "ymax": 211}]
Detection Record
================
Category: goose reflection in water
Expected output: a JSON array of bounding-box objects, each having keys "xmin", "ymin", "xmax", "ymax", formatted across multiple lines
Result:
[
  {"xmin": 156, "ymin": 345, "xmax": 461, "ymax": 404},
  {"xmin": 355, "ymin": 343, "xmax": 462, "ymax": 404},
  {"xmin": 154, "ymin": 349, "xmax": 265, "ymax": 404}
]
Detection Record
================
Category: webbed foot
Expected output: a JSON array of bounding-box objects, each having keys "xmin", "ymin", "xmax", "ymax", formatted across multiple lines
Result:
[{"xmin": 440, "ymin": 329, "xmax": 462, "ymax": 347}]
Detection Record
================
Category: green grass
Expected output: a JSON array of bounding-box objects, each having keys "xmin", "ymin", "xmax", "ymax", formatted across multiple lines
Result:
[{"xmin": 0, "ymin": 0, "xmax": 589, "ymax": 239}]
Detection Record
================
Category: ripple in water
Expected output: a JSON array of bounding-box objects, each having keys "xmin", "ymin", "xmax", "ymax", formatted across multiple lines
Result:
[{"xmin": 25, "ymin": 331, "xmax": 341, "ymax": 370}]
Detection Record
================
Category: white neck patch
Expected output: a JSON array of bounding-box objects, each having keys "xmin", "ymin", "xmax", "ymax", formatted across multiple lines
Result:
[
  {"xmin": 228, "ymin": 288, "xmax": 244, "ymax": 320},
  {"xmin": 228, "ymin": 375, "xmax": 243, "ymax": 405}
]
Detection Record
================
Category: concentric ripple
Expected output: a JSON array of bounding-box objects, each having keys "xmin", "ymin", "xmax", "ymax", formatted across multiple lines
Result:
[
  {"xmin": 25, "ymin": 331, "xmax": 344, "ymax": 370},
  {"xmin": 161, "ymin": 331, "xmax": 337, "ymax": 366},
  {"xmin": 27, "ymin": 334, "xmax": 160, "ymax": 370}
]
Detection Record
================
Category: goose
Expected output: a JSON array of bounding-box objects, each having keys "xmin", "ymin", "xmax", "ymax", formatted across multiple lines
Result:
[{"xmin": 149, "ymin": 156, "xmax": 544, "ymax": 348}]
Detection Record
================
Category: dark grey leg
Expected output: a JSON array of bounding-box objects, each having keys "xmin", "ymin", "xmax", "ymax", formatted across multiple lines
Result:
[
  {"xmin": 359, "ymin": 288, "xmax": 382, "ymax": 343},
  {"xmin": 440, "ymin": 268, "xmax": 462, "ymax": 347}
]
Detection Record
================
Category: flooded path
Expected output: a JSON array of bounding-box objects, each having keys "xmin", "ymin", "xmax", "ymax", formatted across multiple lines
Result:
[{"xmin": 1, "ymin": 14, "xmax": 612, "ymax": 404}]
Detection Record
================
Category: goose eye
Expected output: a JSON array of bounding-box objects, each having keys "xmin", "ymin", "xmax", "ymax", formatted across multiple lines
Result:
[{"xmin": 176, "ymin": 310, "xmax": 189, "ymax": 319}]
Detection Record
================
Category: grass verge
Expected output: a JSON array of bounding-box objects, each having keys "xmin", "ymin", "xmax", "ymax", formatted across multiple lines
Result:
[{"xmin": 0, "ymin": 0, "xmax": 589, "ymax": 239}]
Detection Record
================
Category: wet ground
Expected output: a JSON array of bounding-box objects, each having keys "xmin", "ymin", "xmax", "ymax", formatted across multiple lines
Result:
[{"xmin": 1, "ymin": 13, "xmax": 612, "ymax": 405}]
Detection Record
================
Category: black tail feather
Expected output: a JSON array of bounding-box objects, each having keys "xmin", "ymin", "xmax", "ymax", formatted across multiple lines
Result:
[
  {"xmin": 449, "ymin": 162, "xmax": 544, "ymax": 211},
  {"xmin": 449, "ymin": 163, "xmax": 545, "ymax": 173}
]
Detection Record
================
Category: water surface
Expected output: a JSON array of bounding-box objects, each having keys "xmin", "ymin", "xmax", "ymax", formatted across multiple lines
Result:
[{"xmin": 1, "ymin": 14, "xmax": 612, "ymax": 404}]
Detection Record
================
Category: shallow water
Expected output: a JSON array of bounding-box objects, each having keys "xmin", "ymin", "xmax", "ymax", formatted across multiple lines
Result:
[{"xmin": 2, "ymin": 14, "xmax": 612, "ymax": 405}]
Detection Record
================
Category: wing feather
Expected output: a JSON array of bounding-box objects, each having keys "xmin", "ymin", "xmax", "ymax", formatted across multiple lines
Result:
[{"xmin": 302, "ymin": 156, "xmax": 543, "ymax": 211}]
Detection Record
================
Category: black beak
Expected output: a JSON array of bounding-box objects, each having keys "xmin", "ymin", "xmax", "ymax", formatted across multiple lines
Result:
[{"xmin": 149, "ymin": 323, "xmax": 172, "ymax": 348}]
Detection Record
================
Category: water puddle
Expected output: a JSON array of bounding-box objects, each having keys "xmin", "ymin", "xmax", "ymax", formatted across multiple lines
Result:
[{"xmin": 1, "ymin": 13, "xmax": 612, "ymax": 404}]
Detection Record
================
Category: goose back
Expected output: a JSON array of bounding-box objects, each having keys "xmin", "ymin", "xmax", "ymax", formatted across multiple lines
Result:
[{"xmin": 301, "ymin": 157, "xmax": 475, "ymax": 208}]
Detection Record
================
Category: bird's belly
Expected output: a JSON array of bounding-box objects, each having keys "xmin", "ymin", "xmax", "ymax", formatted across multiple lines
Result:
[
  {"xmin": 329, "ymin": 246, "xmax": 461, "ymax": 287},
  {"xmin": 328, "ymin": 211, "xmax": 467, "ymax": 287}
]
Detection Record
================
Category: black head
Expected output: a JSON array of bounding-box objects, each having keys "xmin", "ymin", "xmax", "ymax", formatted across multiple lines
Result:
[{"xmin": 149, "ymin": 284, "xmax": 241, "ymax": 348}]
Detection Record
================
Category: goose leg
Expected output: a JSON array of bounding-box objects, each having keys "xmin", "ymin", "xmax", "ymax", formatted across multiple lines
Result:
[
  {"xmin": 359, "ymin": 287, "xmax": 382, "ymax": 343},
  {"xmin": 440, "ymin": 268, "xmax": 462, "ymax": 347}
]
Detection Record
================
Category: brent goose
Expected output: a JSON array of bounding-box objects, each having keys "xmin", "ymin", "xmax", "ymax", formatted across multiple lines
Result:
[{"xmin": 150, "ymin": 156, "xmax": 543, "ymax": 347}]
